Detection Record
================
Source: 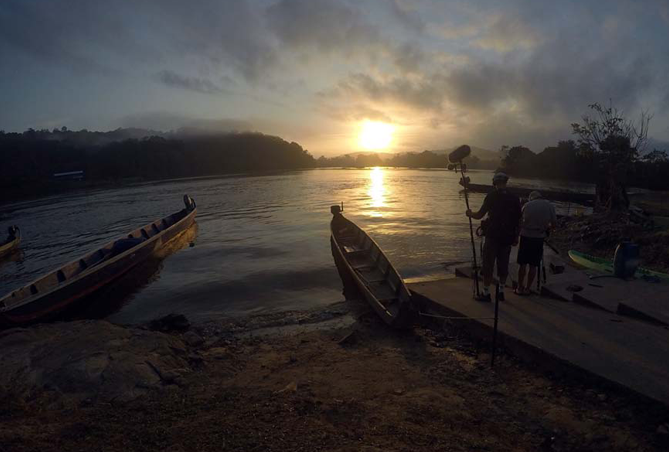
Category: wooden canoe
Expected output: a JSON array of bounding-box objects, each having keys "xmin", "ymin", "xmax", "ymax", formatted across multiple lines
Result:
[
  {"xmin": 0, "ymin": 195, "xmax": 197, "ymax": 326},
  {"xmin": 330, "ymin": 205, "xmax": 415, "ymax": 328},
  {"xmin": 0, "ymin": 226, "xmax": 20, "ymax": 258},
  {"xmin": 568, "ymin": 250, "xmax": 669, "ymax": 282}
]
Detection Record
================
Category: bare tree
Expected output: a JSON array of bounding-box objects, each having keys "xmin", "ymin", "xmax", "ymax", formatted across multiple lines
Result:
[{"xmin": 571, "ymin": 102, "xmax": 651, "ymax": 211}]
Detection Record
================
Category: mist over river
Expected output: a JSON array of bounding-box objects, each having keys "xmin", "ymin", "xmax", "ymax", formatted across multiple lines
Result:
[{"xmin": 0, "ymin": 168, "xmax": 590, "ymax": 324}]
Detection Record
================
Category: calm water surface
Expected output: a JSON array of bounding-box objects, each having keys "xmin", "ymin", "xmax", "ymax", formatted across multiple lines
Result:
[{"xmin": 0, "ymin": 169, "xmax": 588, "ymax": 324}]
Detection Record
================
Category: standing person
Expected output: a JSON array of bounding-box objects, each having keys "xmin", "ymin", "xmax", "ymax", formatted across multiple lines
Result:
[
  {"xmin": 516, "ymin": 191, "xmax": 557, "ymax": 295},
  {"xmin": 466, "ymin": 172, "xmax": 521, "ymax": 302}
]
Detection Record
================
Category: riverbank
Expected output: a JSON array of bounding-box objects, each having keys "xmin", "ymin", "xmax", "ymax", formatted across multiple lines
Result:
[
  {"xmin": 1, "ymin": 301, "xmax": 668, "ymax": 452},
  {"xmin": 550, "ymin": 192, "xmax": 669, "ymax": 273}
]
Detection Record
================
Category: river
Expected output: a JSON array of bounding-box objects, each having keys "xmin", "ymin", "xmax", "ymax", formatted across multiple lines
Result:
[{"xmin": 0, "ymin": 168, "xmax": 590, "ymax": 324}]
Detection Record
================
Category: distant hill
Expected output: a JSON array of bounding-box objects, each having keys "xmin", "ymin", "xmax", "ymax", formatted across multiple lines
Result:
[
  {"xmin": 330, "ymin": 146, "xmax": 500, "ymax": 163},
  {"xmin": 333, "ymin": 147, "xmax": 497, "ymax": 160},
  {"xmin": 11, "ymin": 127, "xmax": 167, "ymax": 150},
  {"xmin": 0, "ymin": 129, "xmax": 316, "ymax": 203},
  {"xmin": 341, "ymin": 151, "xmax": 395, "ymax": 160}
]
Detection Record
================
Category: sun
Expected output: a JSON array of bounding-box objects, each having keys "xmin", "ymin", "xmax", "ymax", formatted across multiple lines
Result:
[{"xmin": 359, "ymin": 121, "xmax": 394, "ymax": 150}]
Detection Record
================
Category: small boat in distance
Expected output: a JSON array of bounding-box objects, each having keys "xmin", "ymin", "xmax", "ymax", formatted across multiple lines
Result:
[
  {"xmin": 0, "ymin": 226, "xmax": 21, "ymax": 258},
  {"xmin": 0, "ymin": 195, "xmax": 197, "ymax": 326},
  {"xmin": 330, "ymin": 205, "xmax": 415, "ymax": 328}
]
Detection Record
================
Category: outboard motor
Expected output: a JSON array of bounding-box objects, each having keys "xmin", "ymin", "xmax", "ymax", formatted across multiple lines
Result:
[
  {"xmin": 183, "ymin": 195, "xmax": 196, "ymax": 211},
  {"xmin": 7, "ymin": 225, "xmax": 19, "ymax": 240}
]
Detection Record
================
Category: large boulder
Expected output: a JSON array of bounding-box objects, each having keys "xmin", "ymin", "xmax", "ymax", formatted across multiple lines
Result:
[{"xmin": 0, "ymin": 320, "xmax": 192, "ymax": 405}]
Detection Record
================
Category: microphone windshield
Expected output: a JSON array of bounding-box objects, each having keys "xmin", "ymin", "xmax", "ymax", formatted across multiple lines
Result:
[{"xmin": 448, "ymin": 145, "xmax": 471, "ymax": 163}]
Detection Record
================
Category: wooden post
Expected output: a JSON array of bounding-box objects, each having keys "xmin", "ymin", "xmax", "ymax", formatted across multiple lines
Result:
[{"xmin": 491, "ymin": 283, "xmax": 500, "ymax": 367}]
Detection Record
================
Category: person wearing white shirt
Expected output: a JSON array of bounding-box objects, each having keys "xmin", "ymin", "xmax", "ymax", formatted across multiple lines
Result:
[{"xmin": 516, "ymin": 191, "xmax": 557, "ymax": 295}]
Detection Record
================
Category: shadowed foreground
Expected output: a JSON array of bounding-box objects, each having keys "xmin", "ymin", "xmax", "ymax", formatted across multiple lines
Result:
[{"xmin": 1, "ymin": 301, "xmax": 667, "ymax": 452}]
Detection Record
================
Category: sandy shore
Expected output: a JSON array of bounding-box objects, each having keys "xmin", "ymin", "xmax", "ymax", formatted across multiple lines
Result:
[{"xmin": 1, "ymin": 300, "xmax": 668, "ymax": 452}]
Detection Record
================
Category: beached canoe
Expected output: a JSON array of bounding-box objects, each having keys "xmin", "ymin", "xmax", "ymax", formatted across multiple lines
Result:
[
  {"xmin": 0, "ymin": 226, "xmax": 20, "ymax": 258},
  {"xmin": 330, "ymin": 205, "xmax": 415, "ymax": 328},
  {"xmin": 0, "ymin": 195, "xmax": 197, "ymax": 326},
  {"xmin": 568, "ymin": 250, "xmax": 669, "ymax": 282}
]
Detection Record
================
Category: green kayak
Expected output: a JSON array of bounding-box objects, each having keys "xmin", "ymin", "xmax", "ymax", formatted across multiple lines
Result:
[{"xmin": 568, "ymin": 250, "xmax": 669, "ymax": 281}]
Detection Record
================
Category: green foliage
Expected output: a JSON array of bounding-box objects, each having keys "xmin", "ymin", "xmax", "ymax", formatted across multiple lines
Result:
[
  {"xmin": 571, "ymin": 103, "xmax": 650, "ymax": 158},
  {"xmin": 502, "ymin": 146, "xmax": 534, "ymax": 171},
  {"xmin": 571, "ymin": 102, "xmax": 651, "ymax": 210}
]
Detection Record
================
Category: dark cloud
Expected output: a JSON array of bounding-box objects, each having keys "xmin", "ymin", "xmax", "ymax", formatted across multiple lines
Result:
[
  {"xmin": 2, "ymin": 0, "xmax": 669, "ymax": 149},
  {"xmin": 0, "ymin": 0, "xmax": 427, "ymax": 84},
  {"xmin": 472, "ymin": 15, "xmax": 542, "ymax": 52},
  {"xmin": 324, "ymin": 73, "xmax": 446, "ymax": 111},
  {"xmin": 156, "ymin": 70, "xmax": 228, "ymax": 95},
  {"xmin": 0, "ymin": 0, "xmax": 276, "ymax": 82},
  {"xmin": 266, "ymin": 0, "xmax": 428, "ymax": 72},
  {"xmin": 119, "ymin": 112, "xmax": 253, "ymax": 133},
  {"xmin": 392, "ymin": 42, "xmax": 427, "ymax": 73},
  {"xmin": 319, "ymin": 104, "xmax": 394, "ymax": 123},
  {"xmin": 388, "ymin": 0, "xmax": 426, "ymax": 33},
  {"xmin": 0, "ymin": 1, "xmax": 136, "ymax": 74},
  {"xmin": 152, "ymin": 0, "xmax": 277, "ymax": 82},
  {"xmin": 319, "ymin": 0, "xmax": 669, "ymax": 149},
  {"xmin": 266, "ymin": 0, "xmax": 382, "ymax": 55}
]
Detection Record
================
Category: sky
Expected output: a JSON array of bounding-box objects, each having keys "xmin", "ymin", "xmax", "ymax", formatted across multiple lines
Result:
[{"xmin": 1, "ymin": 0, "xmax": 668, "ymax": 156}]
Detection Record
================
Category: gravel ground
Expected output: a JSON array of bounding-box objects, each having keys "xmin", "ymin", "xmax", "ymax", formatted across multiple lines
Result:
[{"xmin": 1, "ymin": 300, "xmax": 668, "ymax": 452}]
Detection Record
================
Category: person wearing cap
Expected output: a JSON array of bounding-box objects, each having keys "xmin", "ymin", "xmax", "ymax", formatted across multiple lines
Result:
[
  {"xmin": 466, "ymin": 172, "xmax": 521, "ymax": 302},
  {"xmin": 515, "ymin": 191, "xmax": 557, "ymax": 295}
]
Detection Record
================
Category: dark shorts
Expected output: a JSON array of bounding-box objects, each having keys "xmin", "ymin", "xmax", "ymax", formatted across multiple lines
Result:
[
  {"xmin": 482, "ymin": 236, "xmax": 512, "ymax": 279},
  {"xmin": 517, "ymin": 236, "xmax": 544, "ymax": 266}
]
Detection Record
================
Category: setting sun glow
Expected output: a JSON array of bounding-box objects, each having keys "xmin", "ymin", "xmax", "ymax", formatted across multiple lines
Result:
[
  {"xmin": 368, "ymin": 167, "xmax": 386, "ymax": 217},
  {"xmin": 359, "ymin": 121, "xmax": 394, "ymax": 150}
]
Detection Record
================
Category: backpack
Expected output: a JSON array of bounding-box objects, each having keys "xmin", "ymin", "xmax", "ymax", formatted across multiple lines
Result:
[{"xmin": 488, "ymin": 191, "xmax": 520, "ymax": 245}]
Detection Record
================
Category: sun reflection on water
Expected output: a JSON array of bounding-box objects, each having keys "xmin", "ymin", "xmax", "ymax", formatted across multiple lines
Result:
[{"xmin": 367, "ymin": 167, "xmax": 386, "ymax": 217}]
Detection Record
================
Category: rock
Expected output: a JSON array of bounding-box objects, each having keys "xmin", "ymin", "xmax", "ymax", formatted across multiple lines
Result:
[
  {"xmin": 148, "ymin": 314, "xmax": 190, "ymax": 332},
  {"xmin": 182, "ymin": 331, "xmax": 204, "ymax": 347},
  {"xmin": 277, "ymin": 381, "xmax": 298, "ymax": 394},
  {"xmin": 0, "ymin": 320, "xmax": 192, "ymax": 405},
  {"xmin": 597, "ymin": 393, "xmax": 607, "ymax": 402},
  {"xmin": 657, "ymin": 423, "xmax": 669, "ymax": 436},
  {"xmin": 202, "ymin": 347, "xmax": 231, "ymax": 360},
  {"xmin": 337, "ymin": 329, "xmax": 358, "ymax": 347},
  {"xmin": 393, "ymin": 389, "xmax": 405, "ymax": 395}
]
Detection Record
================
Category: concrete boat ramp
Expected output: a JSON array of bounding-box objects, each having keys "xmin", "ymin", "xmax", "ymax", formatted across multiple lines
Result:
[{"xmin": 408, "ymin": 272, "xmax": 669, "ymax": 406}]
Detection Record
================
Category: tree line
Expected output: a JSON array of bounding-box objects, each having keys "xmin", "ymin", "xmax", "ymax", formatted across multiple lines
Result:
[
  {"xmin": 500, "ymin": 104, "xmax": 669, "ymax": 201},
  {"xmin": 502, "ymin": 139, "xmax": 668, "ymax": 197},
  {"xmin": 0, "ymin": 129, "xmax": 316, "ymax": 203},
  {"xmin": 316, "ymin": 151, "xmax": 498, "ymax": 170}
]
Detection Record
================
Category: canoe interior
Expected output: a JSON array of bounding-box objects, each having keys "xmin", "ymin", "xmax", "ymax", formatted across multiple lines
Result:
[
  {"xmin": 0, "ymin": 236, "xmax": 20, "ymax": 256},
  {"xmin": 331, "ymin": 214, "xmax": 412, "ymax": 325},
  {"xmin": 1, "ymin": 208, "xmax": 191, "ymax": 310}
]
